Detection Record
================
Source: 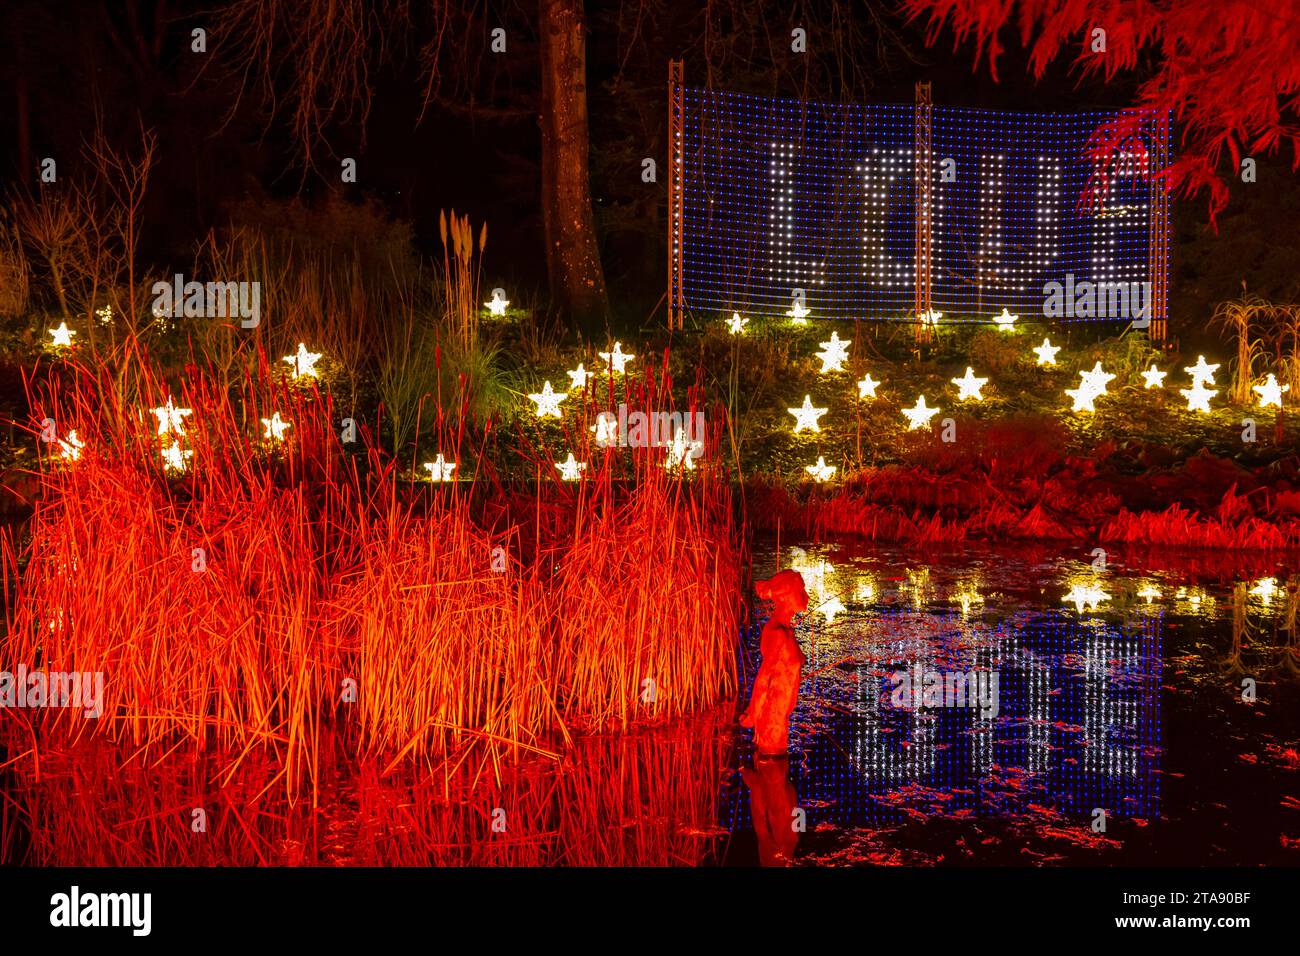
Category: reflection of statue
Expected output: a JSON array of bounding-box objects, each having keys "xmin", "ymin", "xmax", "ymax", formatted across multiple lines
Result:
[
  {"xmin": 740, "ymin": 569, "xmax": 808, "ymax": 755},
  {"xmin": 742, "ymin": 754, "xmax": 798, "ymax": 866}
]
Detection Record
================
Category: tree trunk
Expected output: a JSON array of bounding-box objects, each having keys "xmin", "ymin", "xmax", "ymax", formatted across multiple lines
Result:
[{"xmin": 538, "ymin": 0, "xmax": 609, "ymax": 338}]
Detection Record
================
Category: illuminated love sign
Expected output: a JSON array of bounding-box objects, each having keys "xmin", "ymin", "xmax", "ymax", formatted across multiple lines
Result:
[{"xmin": 671, "ymin": 87, "xmax": 1168, "ymax": 325}]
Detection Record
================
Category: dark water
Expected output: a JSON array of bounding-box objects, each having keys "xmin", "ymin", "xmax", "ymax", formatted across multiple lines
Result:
[{"xmin": 4, "ymin": 540, "xmax": 1299, "ymax": 866}]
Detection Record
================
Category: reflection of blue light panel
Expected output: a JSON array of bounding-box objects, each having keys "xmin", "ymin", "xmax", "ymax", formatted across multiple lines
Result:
[
  {"xmin": 679, "ymin": 88, "xmax": 1168, "ymax": 322},
  {"xmin": 727, "ymin": 609, "xmax": 1162, "ymax": 832}
]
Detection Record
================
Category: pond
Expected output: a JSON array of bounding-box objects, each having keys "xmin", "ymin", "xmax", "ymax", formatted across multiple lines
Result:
[{"xmin": 3, "ymin": 540, "xmax": 1298, "ymax": 866}]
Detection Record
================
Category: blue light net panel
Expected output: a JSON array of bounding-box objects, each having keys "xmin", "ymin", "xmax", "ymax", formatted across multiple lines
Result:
[{"xmin": 676, "ymin": 87, "xmax": 1168, "ymax": 323}]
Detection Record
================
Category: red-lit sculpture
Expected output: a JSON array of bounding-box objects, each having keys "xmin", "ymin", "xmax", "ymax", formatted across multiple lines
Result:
[
  {"xmin": 743, "ymin": 755, "xmax": 799, "ymax": 866},
  {"xmin": 740, "ymin": 569, "xmax": 808, "ymax": 754}
]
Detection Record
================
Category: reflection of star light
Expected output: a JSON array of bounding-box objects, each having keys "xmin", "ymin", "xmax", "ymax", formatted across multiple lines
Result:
[
  {"xmin": 57, "ymin": 430, "xmax": 85, "ymax": 462},
  {"xmin": 485, "ymin": 291, "xmax": 509, "ymax": 315},
  {"xmin": 857, "ymin": 373, "xmax": 880, "ymax": 400},
  {"xmin": 1137, "ymin": 584, "xmax": 1161, "ymax": 603},
  {"xmin": 1141, "ymin": 364, "xmax": 1167, "ymax": 388},
  {"xmin": 49, "ymin": 322, "xmax": 76, "ymax": 347},
  {"xmin": 816, "ymin": 331, "xmax": 851, "ymax": 373},
  {"xmin": 1185, "ymin": 355, "xmax": 1219, "ymax": 387},
  {"xmin": 422, "ymin": 454, "xmax": 456, "ymax": 481},
  {"xmin": 599, "ymin": 341, "xmax": 635, "ymax": 374},
  {"xmin": 952, "ymin": 367, "xmax": 988, "ymax": 401},
  {"xmin": 1179, "ymin": 381, "xmax": 1217, "ymax": 413},
  {"xmin": 1250, "ymin": 577, "xmax": 1279, "ymax": 604},
  {"xmin": 664, "ymin": 430, "xmax": 701, "ymax": 472},
  {"xmin": 261, "ymin": 412, "xmax": 292, "ymax": 441},
  {"xmin": 1033, "ymin": 338, "xmax": 1060, "ymax": 366},
  {"xmin": 528, "ymin": 380, "xmax": 566, "ymax": 418},
  {"xmin": 952, "ymin": 584, "xmax": 983, "ymax": 616},
  {"xmin": 818, "ymin": 594, "xmax": 846, "ymax": 624},
  {"xmin": 161, "ymin": 440, "xmax": 192, "ymax": 473},
  {"xmin": 726, "ymin": 312, "xmax": 748, "ymax": 335},
  {"xmin": 566, "ymin": 363, "xmax": 592, "ymax": 390},
  {"xmin": 283, "ymin": 343, "xmax": 322, "ymax": 380},
  {"xmin": 992, "ymin": 308, "xmax": 1018, "ymax": 331},
  {"xmin": 555, "ymin": 453, "xmax": 586, "ymax": 481},
  {"xmin": 787, "ymin": 395, "xmax": 828, "ymax": 433},
  {"xmin": 786, "ymin": 300, "xmax": 810, "ymax": 324},
  {"xmin": 151, "ymin": 397, "xmax": 193, "ymax": 436},
  {"xmin": 1065, "ymin": 362, "xmax": 1115, "ymax": 412},
  {"xmin": 804, "ymin": 456, "xmax": 836, "ymax": 482},
  {"xmin": 1063, "ymin": 583, "xmax": 1109, "ymax": 613},
  {"xmin": 901, "ymin": 395, "xmax": 940, "ymax": 430},
  {"xmin": 1253, "ymin": 373, "xmax": 1289, "ymax": 408}
]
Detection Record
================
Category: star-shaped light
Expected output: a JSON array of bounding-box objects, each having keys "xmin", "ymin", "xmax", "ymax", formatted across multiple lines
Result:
[
  {"xmin": 1063, "ymin": 583, "xmax": 1109, "ymax": 613},
  {"xmin": 1179, "ymin": 381, "xmax": 1217, "ymax": 413},
  {"xmin": 591, "ymin": 413, "xmax": 618, "ymax": 446},
  {"xmin": 599, "ymin": 341, "xmax": 635, "ymax": 374},
  {"xmin": 527, "ymin": 380, "xmax": 567, "ymax": 418},
  {"xmin": 566, "ymin": 363, "xmax": 592, "ymax": 390},
  {"xmin": 1064, "ymin": 362, "xmax": 1115, "ymax": 412},
  {"xmin": 786, "ymin": 300, "xmax": 811, "ymax": 324},
  {"xmin": 857, "ymin": 373, "xmax": 880, "ymax": 400},
  {"xmin": 726, "ymin": 312, "xmax": 748, "ymax": 335},
  {"xmin": 1250, "ymin": 577, "xmax": 1279, "ymax": 604},
  {"xmin": 815, "ymin": 331, "xmax": 851, "ymax": 373},
  {"xmin": 423, "ymin": 454, "xmax": 457, "ymax": 481},
  {"xmin": 49, "ymin": 322, "xmax": 76, "ymax": 348},
  {"xmin": 555, "ymin": 453, "xmax": 586, "ymax": 481},
  {"xmin": 1033, "ymin": 337, "xmax": 1061, "ymax": 366},
  {"xmin": 1253, "ymin": 373, "xmax": 1289, "ymax": 408},
  {"xmin": 160, "ymin": 440, "xmax": 192, "ymax": 474},
  {"xmin": 804, "ymin": 456, "xmax": 836, "ymax": 482},
  {"xmin": 1185, "ymin": 355, "xmax": 1219, "ymax": 387},
  {"xmin": 57, "ymin": 430, "xmax": 84, "ymax": 462},
  {"xmin": 992, "ymin": 308, "xmax": 1018, "ymax": 331},
  {"xmin": 952, "ymin": 367, "xmax": 988, "ymax": 401},
  {"xmin": 484, "ymin": 290, "xmax": 510, "ymax": 316},
  {"xmin": 664, "ymin": 430, "xmax": 702, "ymax": 472},
  {"xmin": 918, "ymin": 309, "xmax": 943, "ymax": 328},
  {"xmin": 902, "ymin": 395, "xmax": 941, "ymax": 430},
  {"xmin": 261, "ymin": 411, "xmax": 292, "ymax": 441},
  {"xmin": 283, "ymin": 343, "xmax": 322, "ymax": 380},
  {"xmin": 151, "ymin": 397, "xmax": 193, "ymax": 437},
  {"xmin": 787, "ymin": 395, "xmax": 828, "ymax": 433},
  {"xmin": 1141, "ymin": 364, "xmax": 1167, "ymax": 388}
]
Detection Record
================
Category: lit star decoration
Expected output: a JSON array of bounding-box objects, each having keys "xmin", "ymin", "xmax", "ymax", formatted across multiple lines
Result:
[
  {"xmin": 57, "ymin": 430, "xmax": 84, "ymax": 462},
  {"xmin": 902, "ymin": 395, "xmax": 941, "ymax": 430},
  {"xmin": 1033, "ymin": 338, "xmax": 1061, "ymax": 366},
  {"xmin": 261, "ymin": 411, "xmax": 292, "ymax": 441},
  {"xmin": 555, "ymin": 453, "xmax": 586, "ymax": 481},
  {"xmin": 49, "ymin": 322, "xmax": 76, "ymax": 348},
  {"xmin": 599, "ymin": 341, "xmax": 635, "ymax": 374},
  {"xmin": 1179, "ymin": 381, "xmax": 1217, "ymax": 413},
  {"xmin": 918, "ymin": 309, "xmax": 943, "ymax": 329},
  {"xmin": 952, "ymin": 367, "xmax": 988, "ymax": 401},
  {"xmin": 591, "ymin": 414, "xmax": 618, "ymax": 446},
  {"xmin": 1064, "ymin": 362, "xmax": 1115, "ymax": 413},
  {"xmin": 566, "ymin": 363, "xmax": 592, "ymax": 390},
  {"xmin": 484, "ymin": 290, "xmax": 510, "ymax": 316},
  {"xmin": 786, "ymin": 300, "xmax": 811, "ymax": 325},
  {"xmin": 527, "ymin": 380, "xmax": 566, "ymax": 418},
  {"xmin": 423, "ymin": 454, "xmax": 457, "ymax": 482},
  {"xmin": 283, "ymin": 343, "xmax": 322, "ymax": 380},
  {"xmin": 664, "ymin": 430, "xmax": 702, "ymax": 473},
  {"xmin": 1185, "ymin": 355, "xmax": 1219, "ymax": 387},
  {"xmin": 992, "ymin": 308, "xmax": 1018, "ymax": 332},
  {"xmin": 1063, "ymin": 583, "xmax": 1109, "ymax": 613},
  {"xmin": 726, "ymin": 312, "xmax": 749, "ymax": 335},
  {"xmin": 1141, "ymin": 364, "xmax": 1167, "ymax": 388},
  {"xmin": 160, "ymin": 440, "xmax": 192, "ymax": 474},
  {"xmin": 1253, "ymin": 373, "xmax": 1289, "ymax": 408},
  {"xmin": 815, "ymin": 332, "xmax": 851, "ymax": 373},
  {"xmin": 787, "ymin": 395, "xmax": 828, "ymax": 433},
  {"xmin": 804, "ymin": 456, "xmax": 836, "ymax": 482},
  {"xmin": 857, "ymin": 373, "xmax": 880, "ymax": 400},
  {"xmin": 151, "ymin": 397, "xmax": 193, "ymax": 437}
]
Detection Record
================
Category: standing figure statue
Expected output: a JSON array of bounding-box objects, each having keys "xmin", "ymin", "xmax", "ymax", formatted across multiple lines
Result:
[{"xmin": 739, "ymin": 569, "xmax": 808, "ymax": 755}]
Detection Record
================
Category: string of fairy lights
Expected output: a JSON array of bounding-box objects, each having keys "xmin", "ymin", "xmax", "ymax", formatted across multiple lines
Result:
[{"xmin": 677, "ymin": 87, "xmax": 1163, "ymax": 324}]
